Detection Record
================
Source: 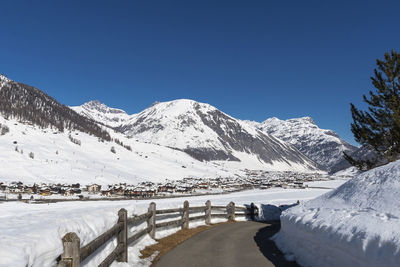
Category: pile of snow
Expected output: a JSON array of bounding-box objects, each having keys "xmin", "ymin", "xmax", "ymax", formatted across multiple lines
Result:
[
  {"xmin": 0, "ymin": 183, "xmax": 340, "ymax": 267},
  {"xmin": 258, "ymin": 203, "xmax": 298, "ymax": 221},
  {"xmin": 332, "ymin": 166, "xmax": 360, "ymax": 178},
  {"xmin": 274, "ymin": 160, "xmax": 400, "ymax": 267},
  {"xmin": 256, "ymin": 180, "xmax": 348, "ymax": 221}
]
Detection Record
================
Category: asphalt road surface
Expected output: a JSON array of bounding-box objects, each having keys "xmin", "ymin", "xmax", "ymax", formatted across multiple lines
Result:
[{"xmin": 154, "ymin": 221, "xmax": 299, "ymax": 267}]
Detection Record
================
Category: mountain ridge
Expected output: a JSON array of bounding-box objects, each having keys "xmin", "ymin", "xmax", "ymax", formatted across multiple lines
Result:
[
  {"xmin": 0, "ymin": 72, "xmax": 363, "ymax": 179},
  {"xmin": 71, "ymin": 100, "xmax": 132, "ymax": 128},
  {"xmin": 72, "ymin": 98, "xmax": 358, "ymax": 173},
  {"xmin": 245, "ymin": 116, "xmax": 357, "ymax": 172},
  {"xmin": 0, "ymin": 74, "xmax": 111, "ymax": 141},
  {"xmin": 107, "ymin": 99, "xmax": 320, "ymax": 171}
]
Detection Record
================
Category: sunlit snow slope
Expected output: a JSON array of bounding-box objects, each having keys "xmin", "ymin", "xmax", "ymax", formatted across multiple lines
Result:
[
  {"xmin": 70, "ymin": 100, "xmax": 132, "ymax": 128},
  {"xmin": 248, "ymin": 117, "xmax": 357, "ymax": 171},
  {"xmin": 115, "ymin": 99, "xmax": 319, "ymax": 172},
  {"xmin": 0, "ymin": 116, "xmax": 234, "ymax": 185}
]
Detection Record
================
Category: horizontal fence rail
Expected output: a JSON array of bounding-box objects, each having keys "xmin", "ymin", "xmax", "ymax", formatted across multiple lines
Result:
[
  {"xmin": 211, "ymin": 213, "xmax": 228, "ymax": 218},
  {"xmin": 57, "ymin": 200, "xmax": 255, "ymax": 267},
  {"xmin": 127, "ymin": 211, "xmax": 151, "ymax": 224},
  {"xmin": 211, "ymin": 205, "xmax": 227, "ymax": 209},
  {"xmin": 80, "ymin": 221, "xmax": 124, "ymax": 262},
  {"xmin": 155, "ymin": 207, "xmax": 183, "ymax": 214},
  {"xmin": 189, "ymin": 206, "xmax": 207, "ymax": 212},
  {"xmin": 188, "ymin": 214, "xmax": 206, "ymax": 221},
  {"xmin": 98, "ymin": 243, "xmax": 124, "ymax": 267},
  {"xmin": 155, "ymin": 218, "xmax": 183, "ymax": 228},
  {"xmin": 128, "ymin": 226, "xmax": 152, "ymax": 245}
]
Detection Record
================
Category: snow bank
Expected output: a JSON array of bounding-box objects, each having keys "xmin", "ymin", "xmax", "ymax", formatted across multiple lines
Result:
[
  {"xmin": 273, "ymin": 160, "xmax": 400, "ymax": 267},
  {"xmin": 256, "ymin": 203, "xmax": 298, "ymax": 221}
]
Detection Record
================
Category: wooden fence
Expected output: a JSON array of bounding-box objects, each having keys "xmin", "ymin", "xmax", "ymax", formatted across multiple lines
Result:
[{"xmin": 57, "ymin": 200, "xmax": 250, "ymax": 267}]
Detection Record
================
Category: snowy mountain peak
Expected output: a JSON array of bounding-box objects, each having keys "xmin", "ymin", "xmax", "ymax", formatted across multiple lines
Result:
[
  {"xmin": 82, "ymin": 100, "xmax": 128, "ymax": 115},
  {"xmin": 71, "ymin": 100, "xmax": 132, "ymax": 128},
  {"xmin": 148, "ymin": 99, "xmax": 215, "ymax": 112},
  {"xmin": 252, "ymin": 116, "xmax": 357, "ymax": 171},
  {"xmin": 287, "ymin": 116, "xmax": 316, "ymax": 125},
  {"xmin": 263, "ymin": 116, "xmax": 316, "ymax": 126},
  {"xmin": 116, "ymin": 99, "xmax": 319, "ymax": 172},
  {"xmin": 0, "ymin": 74, "xmax": 11, "ymax": 88},
  {"xmin": 0, "ymin": 74, "xmax": 10, "ymax": 81},
  {"xmin": 263, "ymin": 117, "xmax": 279, "ymax": 122}
]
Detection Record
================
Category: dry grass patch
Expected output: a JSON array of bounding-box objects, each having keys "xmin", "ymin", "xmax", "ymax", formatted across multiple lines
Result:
[{"xmin": 140, "ymin": 221, "xmax": 234, "ymax": 265}]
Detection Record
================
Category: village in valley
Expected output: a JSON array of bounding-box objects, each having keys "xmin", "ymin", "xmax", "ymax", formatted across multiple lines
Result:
[{"xmin": 0, "ymin": 170, "xmax": 346, "ymax": 201}]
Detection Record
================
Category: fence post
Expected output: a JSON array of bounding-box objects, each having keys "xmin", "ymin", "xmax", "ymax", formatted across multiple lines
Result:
[
  {"xmin": 182, "ymin": 200, "xmax": 189, "ymax": 229},
  {"xmin": 117, "ymin": 208, "xmax": 128, "ymax": 263},
  {"xmin": 58, "ymin": 232, "xmax": 80, "ymax": 267},
  {"xmin": 227, "ymin": 201, "xmax": 235, "ymax": 221},
  {"xmin": 205, "ymin": 200, "xmax": 211, "ymax": 225},
  {"xmin": 147, "ymin": 202, "xmax": 156, "ymax": 239},
  {"xmin": 250, "ymin": 202, "xmax": 256, "ymax": 221}
]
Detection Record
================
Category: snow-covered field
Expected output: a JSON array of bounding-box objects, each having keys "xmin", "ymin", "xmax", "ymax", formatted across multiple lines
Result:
[
  {"xmin": 0, "ymin": 117, "xmax": 234, "ymax": 185},
  {"xmin": 274, "ymin": 160, "xmax": 400, "ymax": 267},
  {"xmin": 304, "ymin": 179, "xmax": 347, "ymax": 188},
  {"xmin": 0, "ymin": 181, "xmax": 342, "ymax": 267}
]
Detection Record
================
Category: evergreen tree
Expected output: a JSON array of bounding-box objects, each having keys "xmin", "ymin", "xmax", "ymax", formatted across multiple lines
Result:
[{"xmin": 345, "ymin": 50, "xmax": 400, "ymax": 169}]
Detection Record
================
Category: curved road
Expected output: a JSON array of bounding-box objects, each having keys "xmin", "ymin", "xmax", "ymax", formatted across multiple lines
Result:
[{"xmin": 154, "ymin": 221, "xmax": 299, "ymax": 267}]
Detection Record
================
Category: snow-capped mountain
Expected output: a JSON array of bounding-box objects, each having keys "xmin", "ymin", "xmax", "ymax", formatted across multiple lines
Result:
[
  {"xmin": 0, "ymin": 73, "xmax": 323, "ymax": 185},
  {"xmin": 0, "ymin": 74, "xmax": 110, "ymax": 140},
  {"xmin": 0, "ymin": 74, "xmax": 10, "ymax": 88},
  {"xmin": 114, "ymin": 99, "xmax": 319, "ymax": 172},
  {"xmin": 0, "ymin": 75, "xmax": 241, "ymax": 184},
  {"xmin": 248, "ymin": 117, "xmax": 357, "ymax": 172},
  {"xmin": 71, "ymin": 100, "xmax": 132, "ymax": 128},
  {"xmin": 0, "ymin": 115, "xmax": 233, "ymax": 185}
]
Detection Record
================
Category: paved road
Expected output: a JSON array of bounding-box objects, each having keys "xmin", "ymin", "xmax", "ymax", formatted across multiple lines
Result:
[{"xmin": 154, "ymin": 221, "xmax": 299, "ymax": 267}]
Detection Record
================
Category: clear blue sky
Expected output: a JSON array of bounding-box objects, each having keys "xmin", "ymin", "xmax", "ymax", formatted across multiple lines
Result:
[{"xmin": 1, "ymin": 0, "xmax": 399, "ymax": 145}]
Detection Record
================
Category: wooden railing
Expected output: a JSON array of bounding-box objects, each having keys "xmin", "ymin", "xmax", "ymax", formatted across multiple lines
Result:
[{"xmin": 57, "ymin": 200, "xmax": 249, "ymax": 267}]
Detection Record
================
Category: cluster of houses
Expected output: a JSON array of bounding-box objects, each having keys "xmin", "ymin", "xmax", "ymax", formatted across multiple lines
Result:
[
  {"xmin": 0, "ymin": 171, "xmax": 328, "ymax": 200},
  {"xmin": 1, "ymin": 182, "xmax": 81, "ymax": 196},
  {"xmin": 243, "ymin": 170, "xmax": 326, "ymax": 189}
]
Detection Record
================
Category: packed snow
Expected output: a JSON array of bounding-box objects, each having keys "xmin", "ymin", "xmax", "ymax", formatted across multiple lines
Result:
[
  {"xmin": 273, "ymin": 160, "xmax": 400, "ymax": 267},
  {"xmin": 304, "ymin": 179, "xmax": 348, "ymax": 189},
  {"xmin": 332, "ymin": 166, "xmax": 360, "ymax": 178},
  {"xmin": 0, "ymin": 182, "xmax": 341, "ymax": 267}
]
